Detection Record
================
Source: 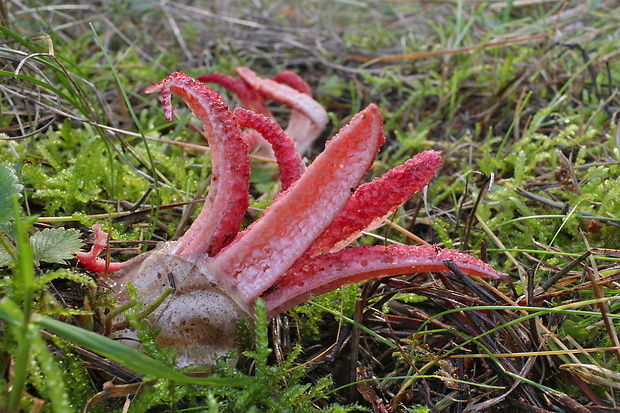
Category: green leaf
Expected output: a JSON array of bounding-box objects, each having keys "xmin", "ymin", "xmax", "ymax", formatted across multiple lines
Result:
[
  {"xmin": 30, "ymin": 227, "xmax": 83, "ymax": 264},
  {"xmin": 0, "ymin": 164, "xmax": 23, "ymax": 223},
  {"xmin": 0, "ymin": 297, "xmax": 24, "ymax": 325}
]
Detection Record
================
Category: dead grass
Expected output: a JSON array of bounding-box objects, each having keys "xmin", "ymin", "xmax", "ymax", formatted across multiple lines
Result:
[{"xmin": 2, "ymin": 0, "xmax": 620, "ymax": 411}]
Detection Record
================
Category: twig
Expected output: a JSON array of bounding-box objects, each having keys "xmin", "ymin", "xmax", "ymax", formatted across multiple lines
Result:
[
  {"xmin": 346, "ymin": 34, "xmax": 548, "ymax": 63},
  {"xmin": 515, "ymin": 188, "xmax": 620, "ymax": 228}
]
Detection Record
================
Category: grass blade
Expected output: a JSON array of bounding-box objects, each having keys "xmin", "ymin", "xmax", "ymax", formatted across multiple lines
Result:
[{"xmin": 35, "ymin": 314, "xmax": 254, "ymax": 386}]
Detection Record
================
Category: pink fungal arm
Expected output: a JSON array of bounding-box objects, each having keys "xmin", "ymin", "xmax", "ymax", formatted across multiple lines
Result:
[
  {"xmin": 211, "ymin": 104, "xmax": 385, "ymax": 301},
  {"xmin": 235, "ymin": 67, "xmax": 328, "ymax": 153},
  {"xmin": 235, "ymin": 67, "xmax": 324, "ymax": 120},
  {"xmin": 305, "ymin": 150, "xmax": 443, "ymax": 257},
  {"xmin": 272, "ymin": 70, "xmax": 312, "ymax": 95},
  {"xmin": 271, "ymin": 70, "xmax": 318, "ymax": 153},
  {"xmin": 263, "ymin": 244, "xmax": 504, "ymax": 316},
  {"xmin": 75, "ymin": 224, "xmax": 125, "ymax": 273},
  {"xmin": 200, "ymin": 68, "xmax": 327, "ymax": 155},
  {"xmin": 145, "ymin": 72, "xmax": 251, "ymax": 256}
]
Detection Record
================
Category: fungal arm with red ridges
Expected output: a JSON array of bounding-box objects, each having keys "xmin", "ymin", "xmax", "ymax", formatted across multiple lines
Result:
[
  {"xmin": 263, "ymin": 244, "xmax": 503, "ymax": 316},
  {"xmin": 145, "ymin": 72, "xmax": 251, "ymax": 256},
  {"xmin": 304, "ymin": 150, "xmax": 443, "ymax": 257},
  {"xmin": 233, "ymin": 107, "xmax": 305, "ymax": 190},
  {"xmin": 210, "ymin": 104, "xmax": 385, "ymax": 301}
]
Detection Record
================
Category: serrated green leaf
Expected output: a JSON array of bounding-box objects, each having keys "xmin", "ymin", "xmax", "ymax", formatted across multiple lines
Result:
[
  {"xmin": 0, "ymin": 164, "xmax": 23, "ymax": 223},
  {"xmin": 30, "ymin": 227, "xmax": 83, "ymax": 264},
  {"xmin": 35, "ymin": 268, "xmax": 97, "ymax": 288}
]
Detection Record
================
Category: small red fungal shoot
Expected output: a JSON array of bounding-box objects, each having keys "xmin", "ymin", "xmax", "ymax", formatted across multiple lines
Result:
[
  {"xmin": 75, "ymin": 224, "xmax": 125, "ymax": 273},
  {"xmin": 78, "ymin": 71, "xmax": 503, "ymax": 367}
]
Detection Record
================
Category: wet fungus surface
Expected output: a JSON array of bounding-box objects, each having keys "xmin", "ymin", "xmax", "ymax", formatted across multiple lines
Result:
[{"xmin": 78, "ymin": 70, "xmax": 502, "ymax": 367}]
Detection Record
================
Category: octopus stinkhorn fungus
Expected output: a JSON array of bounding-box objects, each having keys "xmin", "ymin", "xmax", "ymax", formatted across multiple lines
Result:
[{"xmin": 77, "ymin": 71, "xmax": 503, "ymax": 368}]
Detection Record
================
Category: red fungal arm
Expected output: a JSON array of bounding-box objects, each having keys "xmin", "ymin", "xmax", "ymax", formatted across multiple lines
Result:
[
  {"xmin": 145, "ymin": 72, "xmax": 251, "ymax": 256},
  {"xmin": 305, "ymin": 151, "xmax": 443, "ymax": 257},
  {"xmin": 76, "ymin": 224, "xmax": 125, "ymax": 273},
  {"xmin": 272, "ymin": 70, "xmax": 312, "ymax": 95},
  {"xmin": 240, "ymin": 128, "xmax": 264, "ymax": 152},
  {"xmin": 211, "ymin": 104, "xmax": 385, "ymax": 301},
  {"xmin": 197, "ymin": 73, "xmax": 272, "ymax": 117},
  {"xmin": 198, "ymin": 72, "xmax": 274, "ymax": 153},
  {"xmin": 233, "ymin": 107, "xmax": 305, "ymax": 190},
  {"xmin": 263, "ymin": 244, "xmax": 505, "ymax": 316}
]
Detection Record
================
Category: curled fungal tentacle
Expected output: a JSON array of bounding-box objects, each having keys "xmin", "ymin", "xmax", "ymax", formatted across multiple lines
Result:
[
  {"xmin": 272, "ymin": 70, "xmax": 312, "ymax": 95},
  {"xmin": 236, "ymin": 67, "xmax": 328, "ymax": 154},
  {"xmin": 234, "ymin": 107, "xmax": 305, "ymax": 190},
  {"xmin": 198, "ymin": 73, "xmax": 272, "ymax": 118},
  {"xmin": 271, "ymin": 70, "xmax": 318, "ymax": 153},
  {"xmin": 76, "ymin": 224, "xmax": 126, "ymax": 273},
  {"xmin": 146, "ymin": 72, "xmax": 251, "ymax": 256}
]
